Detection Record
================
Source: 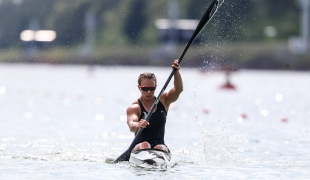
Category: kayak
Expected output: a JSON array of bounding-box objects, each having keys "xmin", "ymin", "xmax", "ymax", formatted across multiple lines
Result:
[{"xmin": 129, "ymin": 148, "xmax": 171, "ymax": 170}]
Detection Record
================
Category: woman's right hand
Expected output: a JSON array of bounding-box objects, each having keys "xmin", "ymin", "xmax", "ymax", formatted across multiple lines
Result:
[{"xmin": 137, "ymin": 119, "xmax": 149, "ymax": 128}]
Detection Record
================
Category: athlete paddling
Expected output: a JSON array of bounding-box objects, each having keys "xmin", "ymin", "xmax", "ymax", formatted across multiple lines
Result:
[
  {"xmin": 126, "ymin": 60, "xmax": 183, "ymax": 152},
  {"xmin": 114, "ymin": 0, "xmax": 221, "ymax": 164}
]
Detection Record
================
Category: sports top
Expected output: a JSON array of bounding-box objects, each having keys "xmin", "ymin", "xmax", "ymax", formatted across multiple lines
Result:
[{"xmin": 135, "ymin": 97, "xmax": 167, "ymax": 148}]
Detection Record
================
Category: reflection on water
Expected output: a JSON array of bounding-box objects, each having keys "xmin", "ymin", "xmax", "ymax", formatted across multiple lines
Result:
[{"xmin": 0, "ymin": 64, "xmax": 309, "ymax": 179}]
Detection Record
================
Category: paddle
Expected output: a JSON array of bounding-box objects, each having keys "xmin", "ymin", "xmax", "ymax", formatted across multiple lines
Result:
[{"xmin": 114, "ymin": 0, "xmax": 222, "ymax": 163}]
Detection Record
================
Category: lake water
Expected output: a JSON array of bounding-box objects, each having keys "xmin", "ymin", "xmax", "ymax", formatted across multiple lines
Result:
[{"xmin": 0, "ymin": 64, "xmax": 309, "ymax": 179}]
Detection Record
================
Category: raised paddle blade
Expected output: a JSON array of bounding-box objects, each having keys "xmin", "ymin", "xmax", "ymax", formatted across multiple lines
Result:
[{"xmin": 177, "ymin": 0, "xmax": 221, "ymax": 65}]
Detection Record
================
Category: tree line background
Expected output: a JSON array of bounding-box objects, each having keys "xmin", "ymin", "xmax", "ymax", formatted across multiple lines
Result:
[{"xmin": 0, "ymin": 0, "xmax": 300, "ymax": 48}]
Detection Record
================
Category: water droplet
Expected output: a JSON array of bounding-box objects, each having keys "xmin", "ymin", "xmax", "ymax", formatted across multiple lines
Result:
[
  {"xmin": 95, "ymin": 114, "xmax": 104, "ymax": 121},
  {"xmin": 23, "ymin": 112, "xmax": 33, "ymax": 119},
  {"xmin": 261, "ymin": 109, "xmax": 269, "ymax": 117},
  {"xmin": 119, "ymin": 115, "xmax": 126, "ymax": 121},
  {"xmin": 95, "ymin": 96, "xmax": 103, "ymax": 105},
  {"xmin": 237, "ymin": 116, "xmax": 243, "ymax": 123},
  {"xmin": 275, "ymin": 93, "xmax": 283, "ymax": 102}
]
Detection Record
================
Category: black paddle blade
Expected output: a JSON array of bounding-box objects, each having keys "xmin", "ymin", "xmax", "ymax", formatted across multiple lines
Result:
[
  {"xmin": 178, "ymin": 0, "xmax": 221, "ymax": 64},
  {"xmin": 191, "ymin": 0, "xmax": 219, "ymax": 41},
  {"xmin": 114, "ymin": 111, "xmax": 149, "ymax": 163},
  {"xmin": 114, "ymin": 149, "xmax": 131, "ymax": 163}
]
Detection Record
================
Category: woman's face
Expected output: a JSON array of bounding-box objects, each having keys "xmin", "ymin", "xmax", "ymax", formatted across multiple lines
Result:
[{"xmin": 138, "ymin": 78, "xmax": 156, "ymax": 99}]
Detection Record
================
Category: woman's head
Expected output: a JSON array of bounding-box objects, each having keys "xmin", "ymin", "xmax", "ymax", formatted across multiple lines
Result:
[{"xmin": 138, "ymin": 72, "xmax": 156, "ymax": 86}]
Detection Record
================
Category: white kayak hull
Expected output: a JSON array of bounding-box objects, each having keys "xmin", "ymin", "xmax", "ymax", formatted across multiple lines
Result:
[{"xmin": 129, "ymin": 148, "xmax": 171, "ymax": 170}]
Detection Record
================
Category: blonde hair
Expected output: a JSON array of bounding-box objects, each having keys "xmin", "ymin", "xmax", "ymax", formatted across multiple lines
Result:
[{"xmin": 138, "ymin": 72, "xmax": 156, "ymax": 85}]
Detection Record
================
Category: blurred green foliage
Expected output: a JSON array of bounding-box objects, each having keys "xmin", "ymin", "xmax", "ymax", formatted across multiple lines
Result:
[{"xmin": 0, "ymin": 0, "xmax": 300, "ymax": 48}]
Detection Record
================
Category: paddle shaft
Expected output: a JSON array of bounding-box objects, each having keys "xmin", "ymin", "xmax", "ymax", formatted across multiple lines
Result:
[{"xmin": 114, "ymin": 0, "xmax": 221, "ymax": 163}]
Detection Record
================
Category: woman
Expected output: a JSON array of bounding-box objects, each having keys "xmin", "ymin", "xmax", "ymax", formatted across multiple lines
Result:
[{"xmin": 126, "ymin": 59, "xmax": 183, "ymax": 152}]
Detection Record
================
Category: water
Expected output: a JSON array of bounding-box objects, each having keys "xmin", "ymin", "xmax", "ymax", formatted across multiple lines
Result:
[{"xmin": 0, "ymin": 64, "xmax": 309, "ymax": 179}]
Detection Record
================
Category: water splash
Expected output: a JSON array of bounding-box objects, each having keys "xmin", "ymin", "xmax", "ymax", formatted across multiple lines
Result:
[
  {"xmin": 219, "ymin": 0, "xmax": 225, "ymax": 6},
  {"xmin": 192, "ymin": 90, "xmax": 235, "ymax": 163}
]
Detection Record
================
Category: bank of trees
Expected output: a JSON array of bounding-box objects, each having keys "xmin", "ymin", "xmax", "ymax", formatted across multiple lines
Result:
[{"xmin": 0, "ymin": 0, "xmax": 299, "ymax": 48}]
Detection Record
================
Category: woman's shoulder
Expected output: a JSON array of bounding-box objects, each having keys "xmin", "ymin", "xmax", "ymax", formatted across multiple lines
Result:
[
  {"xmin": 159, "ymin": 94, "xmax": 169, "ymax": 112},
  {"xmin": 127, "ymin": 100, "xmax": 140, "ymax": 111}
]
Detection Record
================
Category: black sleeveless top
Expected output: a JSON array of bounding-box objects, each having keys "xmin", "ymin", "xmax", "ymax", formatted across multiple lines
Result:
[{"xmin": 135, "ymin": 97, "xmax": 167, "ymax": 148}]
